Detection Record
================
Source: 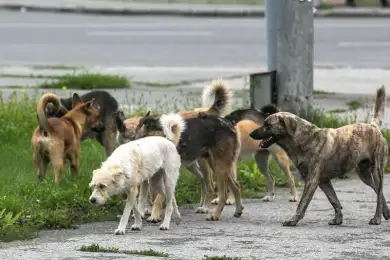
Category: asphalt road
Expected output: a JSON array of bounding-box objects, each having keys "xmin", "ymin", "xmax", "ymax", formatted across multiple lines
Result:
[
  {"xmin": 1, "ymin": 10, "xmax": 390, "ymax": 68},
  {"xmin": 1, "ymin": 175, "xmax": 390, "ymax": 260}
]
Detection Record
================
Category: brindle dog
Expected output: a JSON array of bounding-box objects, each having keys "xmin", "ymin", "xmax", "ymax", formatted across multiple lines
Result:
[{"xmin": 250, "ymin": 86, "xmax": 390, "ymax": 226}]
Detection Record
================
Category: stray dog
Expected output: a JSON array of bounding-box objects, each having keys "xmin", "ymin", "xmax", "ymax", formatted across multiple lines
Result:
[
  {"xmin": 117, "ymin": 79, "xmax": 233, "ymax": 218},
  {"xmin": 46, "ymin": 90, "xmax": 118, "ymax": 157},
  {"xmin": 211, "ymin": 104, "xmax": 297, "ymax": 205},
  {"xmin": 250, "ymin": 86, "xmax": 390, "ymax": 226},
  {"xmin": 89, "ymin": 113, "xmax": 185, "ymax": 234},
  {"xmin": 135, "ymin": 111, "xmax": 243, "ymax": 221},
  {"xmin": 31, "ymin": 93, "xmax": 101, "ymax": 184}
]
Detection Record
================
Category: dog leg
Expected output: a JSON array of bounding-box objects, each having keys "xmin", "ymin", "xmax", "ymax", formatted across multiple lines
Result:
[
  {"xmin": 159, "ymin": 175, "xmax": 179, "ymax": 230},
  {"xmin": 115, "ymin": 186, "xmax": 138, "ymax": 235},
  {"xmin": 148, "ymin": 174, "xmax": 165, "ymax": 223},
  {"xmin": 270, "ymin": 148, "xmax": 298, "ymax": 202},
  {"xmin": 198, "ymin": 159, "xmax": 214, "ymax": 213},
  {"xmin": 102, "ymin": 125, "xmax": 117, "ymax": 158},
  {"xmin": 356, "ymin": 159, "xmax": 388, "ymax": 225},
  {"xmin": 255, "ymin": 150, "xmax": 275, "ymax": 202},
  {"xmin": 137, "ymin": 180, "xmax": 150, "ymax": 218},
  {"xmin": 206, "ymin": 166, "xmax": 228, "ymax": 221},
  {"xmin": 67, "ymin": 151, "xmax": 79, "ymax": 178},
  {"xmin": 283, "ymin": 175, "xmax": 319, "ymax": 227},
  {"xmin": 49, "ymin": 148, "xmax": 64, "ymax": 184},
  {"xmin": 318, "ymin": 180, "xmax": 343, "ymax": 225},
  {"xmin": 187, "ymin": 163, "xmax": 207, "ymax": 213},
  {"xmin": 35, "ymin": 152, "xmax": 49, "ymax": 182},
  {"xmin": 228, "ymin": 163, "xmax": 244, "ymax": 218}
]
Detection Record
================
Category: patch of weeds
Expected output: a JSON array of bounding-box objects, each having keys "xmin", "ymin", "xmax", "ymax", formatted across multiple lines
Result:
[
  {"xmin": 37, "ymin": 72, "xmax": 131, "ymax": 89},
  {"xmin": 313, "ymin": 89, "xmax": 335, "ymax": 95},
  {"xmin": 203, "ymin": 255, "xmax": 243, "ymax": 260},
  {"xmin": 347, "ymin": 99, "xmax": 362, "ymax": 111},
  {"xmin": 328, "ymin": 108, "xmax": 347, "ymax": 114},
  {"xmin": 30, "ymin": 65, "xmax": 82, "ymax": 70},
  {"xmin": 79, "ymin": 243, "xmax": 169, "ymax": 257}
]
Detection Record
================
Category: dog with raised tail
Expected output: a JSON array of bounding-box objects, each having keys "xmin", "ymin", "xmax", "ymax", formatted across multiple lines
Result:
[{"xmin": 88, "ymin": 113, "xmax": 186, "ymax": 234}]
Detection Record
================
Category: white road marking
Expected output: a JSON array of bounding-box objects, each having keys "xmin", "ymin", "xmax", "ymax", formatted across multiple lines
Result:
[{"xmin": 338, "ymin": 41, "xmax": 390, "ymax": 47}]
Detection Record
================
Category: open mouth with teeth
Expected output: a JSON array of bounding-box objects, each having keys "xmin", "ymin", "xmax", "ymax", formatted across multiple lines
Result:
[{"xmin": 259, "ymin": 135, "xmax": 277, "ymax": 148}]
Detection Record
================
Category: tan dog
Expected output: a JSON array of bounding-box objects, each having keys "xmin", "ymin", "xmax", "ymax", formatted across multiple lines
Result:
[
  {"xmin": 31, "ymin": 93, "xmax": 101, "ymax": 184},
  {"xmin": 211, "ymin": 119, "xmax": 297, "ymax": 205},
  {"xmin": 250, "ymin": 86, "xmax": 389, "ymax": 226}
]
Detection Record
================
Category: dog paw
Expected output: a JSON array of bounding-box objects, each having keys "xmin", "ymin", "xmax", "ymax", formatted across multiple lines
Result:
[
  {"xmin": 369, "ymin": 217, "xmax": 382, "ymax": 225},
  {"xmin": 147, "ymin": 216, "xmax": 162, "ymax": 223},
  {"xmin": 130, "ymin": 224, "xmax": 142, "ymax": 231},
  {"xmin": 114, "ymin": 228, "xmax": 125, "ymax": 235},
  {"xmin": 383, "ymin": 208, "xmax": 390, "ymax": 220},
  {"xmin": 175, "ymin": 217, "xmax": 181, "ymax": 226},
  {"xmin": 195, "ymin": 207, "xmax": 209, "ymax": 214},
  {"xmin": 159, "ymin": 223, "xmax": 170, "ymax": 230},
  {"xmin": 328, "ymin": 218, "xmax": 343, "ymax": 225},
  {"xmin": 282, "ymin": 220, "xmax": 298, "ymax": 227},
  {"xmin": 205, "ymin": 214, "xmax": 219, "ymax": 221},
  {"xmin": 289, "ymin": 196, "xmax": 298, "ymax": 202},
  {"xmin": 211, "ymin": 198, "xmax": 219, "ymax": 205},
  {"xmin": 226, "ymin": 198, "xmax": 235, "ymax": 205},
  {"xmin": 262, "ymin": 195, "xmax": 275, "ymax": 202}
]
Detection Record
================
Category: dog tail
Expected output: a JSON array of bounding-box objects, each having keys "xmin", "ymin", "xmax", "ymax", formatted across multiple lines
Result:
[
  {"xmin": 160, "ymin": 113, "xmax": 186, "ymax": 145},
  {"xmin": 371, "ymin": 85, "xmax": 386, "ymax": 128},
  {"xmin": 36, "ymin": 93, "xmax": 62, "ymax": 133},
  {"xmin": 202, "ymin": 79, "xmax": 233, "ymax": 116}
]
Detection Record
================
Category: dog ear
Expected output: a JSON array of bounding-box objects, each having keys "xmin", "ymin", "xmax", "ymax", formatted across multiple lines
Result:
[
  {"xmin": 281, "ymin": 116, "xmax": 297, "ymax": 136},
  {"xmin": 72, "ymin": 93, "xmax": 83, "ymax": 108},
  {"xmin": 112, "ymin": 171, "xmax": 124, "ymax": 183},
  {"xmin": 144, "ymin": 111, "xmax": 151, "ymax": 117},
  {"xmin": 86, "ymin": 98, "xmax": 98, "ymax": 109}
]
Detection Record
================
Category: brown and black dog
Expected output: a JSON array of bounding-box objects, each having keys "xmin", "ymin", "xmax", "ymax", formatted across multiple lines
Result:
[
  {"xmin": 250, "ymin": 86, "xmax": 389, "ymax": 226},
  {"xmin": 46, "ymin": 90, "xmax": 119, "ymax": 158},
  {"xmin": 116, "ymin": 79, "xmax": 233, "ymax": 219},
  {"xmin": 31, "ymin": 93, "xmax": 101, "ymax": 184},
  {"xmin": 135, "ymin": 111, "xmax": 243, "ymax": 222}
]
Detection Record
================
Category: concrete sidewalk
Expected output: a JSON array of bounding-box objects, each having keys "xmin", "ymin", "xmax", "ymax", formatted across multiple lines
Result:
[
  {"xmin": 1, "ymin": 0, "xmax": 390, "ymax": 18},
  {"xmin": 1, "ymin": 65, "xmax": 389, "ymax": 95},
  {"xmin": 1, "ymin": 175, "xmax": 390, "ymax": 260}
]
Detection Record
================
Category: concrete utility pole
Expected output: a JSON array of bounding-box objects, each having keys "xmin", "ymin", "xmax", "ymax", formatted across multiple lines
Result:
[
  {"xmin": 265, "ymin": 0, "xmax": 278, "ymax": 71},
  {"xmin": 266, "ymin": 0, "xmax": 314, "ymax": 116}
]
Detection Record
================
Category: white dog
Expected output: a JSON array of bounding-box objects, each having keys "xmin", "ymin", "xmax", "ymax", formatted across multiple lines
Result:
[{"xmin": 89, "ymin": 113, "xmax": 186, "ymax": 234}]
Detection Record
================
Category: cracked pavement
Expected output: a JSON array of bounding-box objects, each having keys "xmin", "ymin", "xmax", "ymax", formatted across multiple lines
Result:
[{"xmin": 1, "ymin": 175, "xmax": 390, "ymax": 259}]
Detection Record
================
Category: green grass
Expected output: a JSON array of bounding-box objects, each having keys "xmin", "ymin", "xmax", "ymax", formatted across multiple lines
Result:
[
  {"xmin": 203, "ymin": 256, "xmax": 243, "ymax": 260},
  {"xmin": 37, "ymin": 72, "xmax": 131, "ymax": 90},
  {"xmin": 0, "ymin": 86, "xmax": 389, "ymax": 243},
  {"xmin": 313, "ymin": 90, "xmax": 335, "ymax": 95},
  {"xmin": 346, "ymin": 99, "xmax": 363, "ymax": 111},
  {"xmin": 79, "ymin": 243, "xmax": 169, "ymax": 257},
  {"xmin": 30, "ymin": 65, "xmax": 82, "ymax": 70}
]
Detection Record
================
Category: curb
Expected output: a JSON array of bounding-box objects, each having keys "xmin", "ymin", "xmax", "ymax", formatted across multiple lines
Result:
[
  {"xmin": 0, "ymin": 4, "xmax": 265, "ymax": 17},
  {"xmin": 1, "ymin": 4, "xmax": 390, "ymax": 18}
]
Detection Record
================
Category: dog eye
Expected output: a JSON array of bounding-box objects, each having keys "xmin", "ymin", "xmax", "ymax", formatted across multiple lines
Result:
[{"xmin": 98, "ymin": 184, "xmax": 106, "ymax": 189}]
